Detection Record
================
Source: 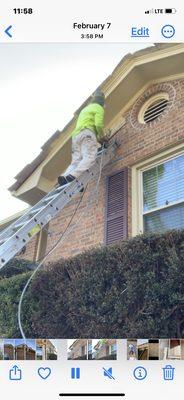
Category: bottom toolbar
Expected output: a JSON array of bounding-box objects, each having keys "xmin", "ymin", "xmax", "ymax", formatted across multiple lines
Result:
[{"xmin": 0, "ymin": 340, "xmax": 183, "ymax": 400}]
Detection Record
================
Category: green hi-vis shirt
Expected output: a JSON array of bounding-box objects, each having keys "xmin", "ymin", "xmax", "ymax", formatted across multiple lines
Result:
[{"xmin": 72, "ymin": 103, "xmax": 104, "ymax": 140}]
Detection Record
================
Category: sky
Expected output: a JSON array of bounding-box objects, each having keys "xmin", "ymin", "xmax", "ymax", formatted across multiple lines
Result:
[{"xmin": 0, "ymin": 43, "xmax": 151, "ymax": 221}]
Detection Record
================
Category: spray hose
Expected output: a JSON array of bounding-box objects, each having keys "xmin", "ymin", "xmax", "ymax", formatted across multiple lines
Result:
[{"xmin": 18, "ymin": 143, "xmax": 105, "ymax": 339}]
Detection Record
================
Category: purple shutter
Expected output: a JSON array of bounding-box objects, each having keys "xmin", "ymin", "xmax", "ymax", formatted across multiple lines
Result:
[{"xmin": 105, "ymin": 168, "xmax": 128, "ymax": 245}]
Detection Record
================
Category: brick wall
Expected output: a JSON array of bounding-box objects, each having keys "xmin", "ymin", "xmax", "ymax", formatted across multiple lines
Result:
[
  {"xmin": 15, "ymin": 233, "xmax": 39, "ymax": 262},
  {"xmin": 21, "ymin": 77, "xmax": 184, "ymax": 263}
]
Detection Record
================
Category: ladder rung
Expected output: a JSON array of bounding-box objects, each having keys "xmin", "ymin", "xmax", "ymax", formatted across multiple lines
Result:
[
  {"xmin": 54, "ymin": 183, "xmax": 70, "ymax": 192},
  {"xmin": 43, "ymin": 183, "xmax": 73, "ymax": 201},
  {"xmin": 0, "ymin": 236, "xmax": 11, "ymax": 245},
  {"xmin": 13, "ymin": 222, "xmax": 26, "ymax": 230},
  {"xmin": 47, "ymin": 192, "xmax": 67, "ymax": 202},
  {"xmin": 42, "ymin": 184, "xmax": 70, "ymax": 203},
  {"xmin": 29, "ymin": 205, "xmax": 45, "ymax": 216},
  {"xmin": 53, "ymin": 185, "xmax": 66, "ymax": 192},
  {"xmin": 44, "ymin": 194, "xmax": 59, "ymax": 202}
]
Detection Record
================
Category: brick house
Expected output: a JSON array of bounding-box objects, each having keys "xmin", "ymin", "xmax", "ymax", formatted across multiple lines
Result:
[
  {"xmin": 67, "ymin": 339, "xmax": 88, "ymax": 360},
  {"xmin": 15, "ymin": 341, "xmax": 36, "ymax": 360},
  {"xmin": 36, "ymin": 339, "xmax": 57, "ymax": 360},
  {"xmin": 1, "ymin": 43, "xmax": 184, "ymax": 263},
  {"xmin": 2, "ymin": 339, "xmax": 56, "ymax": 360},
  {"xmin": 92, "ymin": 339, "xmax": 117, "ymax": 360}
]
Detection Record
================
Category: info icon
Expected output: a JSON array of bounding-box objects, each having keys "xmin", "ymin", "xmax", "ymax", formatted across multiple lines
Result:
[{"xmin": 133, "ymin": 366, "xmax": 147, "ymax": 381}]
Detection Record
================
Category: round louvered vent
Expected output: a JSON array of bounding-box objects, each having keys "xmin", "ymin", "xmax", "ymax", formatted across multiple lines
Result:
[{"xmin": 143, "ymin": 98, "xmax": 168, "ymax": 123}]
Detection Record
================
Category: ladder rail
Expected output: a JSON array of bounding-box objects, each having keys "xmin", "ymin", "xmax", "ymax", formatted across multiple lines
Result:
[
  {"xmin": 0, "ymin": 142, "xmax": 117, "ymax": 268},
  {"xmin": 0, "ymin": 185, "xmax": 66, "ymax": 242},
  {"xmin": 0, "ymin": 149, "xmax": 105, "ymax": 243},
  {"xmin": 0, "ymin": 184, "xmax": 72, "ymax": 241}
]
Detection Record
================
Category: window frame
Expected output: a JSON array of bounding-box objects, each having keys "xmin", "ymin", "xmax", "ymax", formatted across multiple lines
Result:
[{"xmin": 132, "ymin": 144, "xmax": 184, "ymax": 236}]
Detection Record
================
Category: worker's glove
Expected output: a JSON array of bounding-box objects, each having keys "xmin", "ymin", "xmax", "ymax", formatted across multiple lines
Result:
[
  {"xmin": 105, "ymin": 129, "xmax": 112, "ymax": 139},
  {"xmin": 99, "ymin": 136, "xmax": 109, "ymax": 147}
]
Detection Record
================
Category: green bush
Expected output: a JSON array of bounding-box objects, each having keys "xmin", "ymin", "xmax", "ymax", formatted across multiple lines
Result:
[
  {"xmin": 0, "ymin": 258, "xmax": 35, "ymax": 280},
  {"xmin": 0, "ymin": 230, "xmax": 184, "ymax": 338},
  {"xmin": 0, "ymin": 258, "xmax": 35, "ymax": 337},
  {"xmin": 0, "ymin": 271, "xmax": 31, "ymax": 337},
  {"xmin": 23, "ymin": 229, "xmax": 184, "ymax": 338}
]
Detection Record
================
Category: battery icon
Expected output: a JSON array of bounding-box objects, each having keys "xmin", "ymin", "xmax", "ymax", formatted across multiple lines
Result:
[{"xmin": 165, "ymin": 8, "xmax": 177, "ymax": 13}]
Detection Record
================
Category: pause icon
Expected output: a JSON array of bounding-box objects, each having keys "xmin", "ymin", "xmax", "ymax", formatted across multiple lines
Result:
[{"xmin": 71, "ymin": 367, "xmax": 80, "ymax": 379}]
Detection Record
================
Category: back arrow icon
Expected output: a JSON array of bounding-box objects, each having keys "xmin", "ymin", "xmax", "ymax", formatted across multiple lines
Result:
[{"xmin": 5, "ymin": 25, "xmax": 13, "ymax": 38}]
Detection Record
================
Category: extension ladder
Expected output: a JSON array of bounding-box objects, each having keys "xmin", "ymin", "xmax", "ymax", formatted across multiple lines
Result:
[{"xmin": 0, "ymin": 139, "xmax": 118, "ymax": 268}]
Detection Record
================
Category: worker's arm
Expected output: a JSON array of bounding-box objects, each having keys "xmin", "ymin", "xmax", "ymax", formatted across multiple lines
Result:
[{"xmin": 94, "ymin": 105, "xmax": 105, "ymax": 139}]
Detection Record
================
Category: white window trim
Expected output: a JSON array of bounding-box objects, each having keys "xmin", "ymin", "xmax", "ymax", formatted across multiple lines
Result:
[{"xmin": 132, "ymin": 143, "xmax": 184, "ymax": 236}]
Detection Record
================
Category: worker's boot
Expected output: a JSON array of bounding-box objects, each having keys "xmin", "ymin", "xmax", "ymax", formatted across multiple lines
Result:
[
  {"xmin": 58, "ymin": 176, "xmax": 68, "ymax": 186},
  {"xmin": 66, "ymin": 174, "xmax": 84, "ymax": 193},
  {"xmin": 66, "ymin": 174, "xmax": 75, "ymax": 183}
]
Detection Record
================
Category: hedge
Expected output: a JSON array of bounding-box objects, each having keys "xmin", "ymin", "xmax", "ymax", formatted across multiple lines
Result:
[
  {"xmin": 0, "ymin": 259, "xmax": 35, "ymax": 337},
  {"xmin": 0, "ymin": 230, "xmax": 184, "ymax": 338},
  {"xmin": 0, "ymin": 259, "xmax": 35, "ymax": 280},
  {"xmin": 0, "ymin": 271, "xmax": 31, "ymax": 337}
]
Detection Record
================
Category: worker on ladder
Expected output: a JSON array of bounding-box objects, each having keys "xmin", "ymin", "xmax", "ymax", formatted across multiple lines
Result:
[{"xmin": 58, "ymin": 89, "xmax": 107, "ymax": 186}]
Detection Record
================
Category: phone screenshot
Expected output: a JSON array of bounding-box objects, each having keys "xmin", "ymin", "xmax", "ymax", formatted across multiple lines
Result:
[{"xmin": 0, "ymin": 1, "xmax": 183, "ymax": 399}]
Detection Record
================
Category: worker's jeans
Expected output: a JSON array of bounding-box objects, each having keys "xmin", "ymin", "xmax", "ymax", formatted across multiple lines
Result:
[{"xmin": 63, "ymin": 129, "xmax": 98, "ymax": 178}]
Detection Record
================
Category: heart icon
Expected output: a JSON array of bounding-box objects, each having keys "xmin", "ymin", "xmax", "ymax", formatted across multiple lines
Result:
[{"xmin": 38, "ymin": 367, "xmax": 51, "ymax": 380}]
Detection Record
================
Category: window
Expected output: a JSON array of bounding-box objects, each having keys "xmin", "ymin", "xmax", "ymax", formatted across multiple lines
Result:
[
  {"xmin": 109, "ymin": 343, "xmax": 117, "ymax": 355},
  {"xmin": 142, "ymin": 154, "xmax": 184, "ymax": 233}
]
